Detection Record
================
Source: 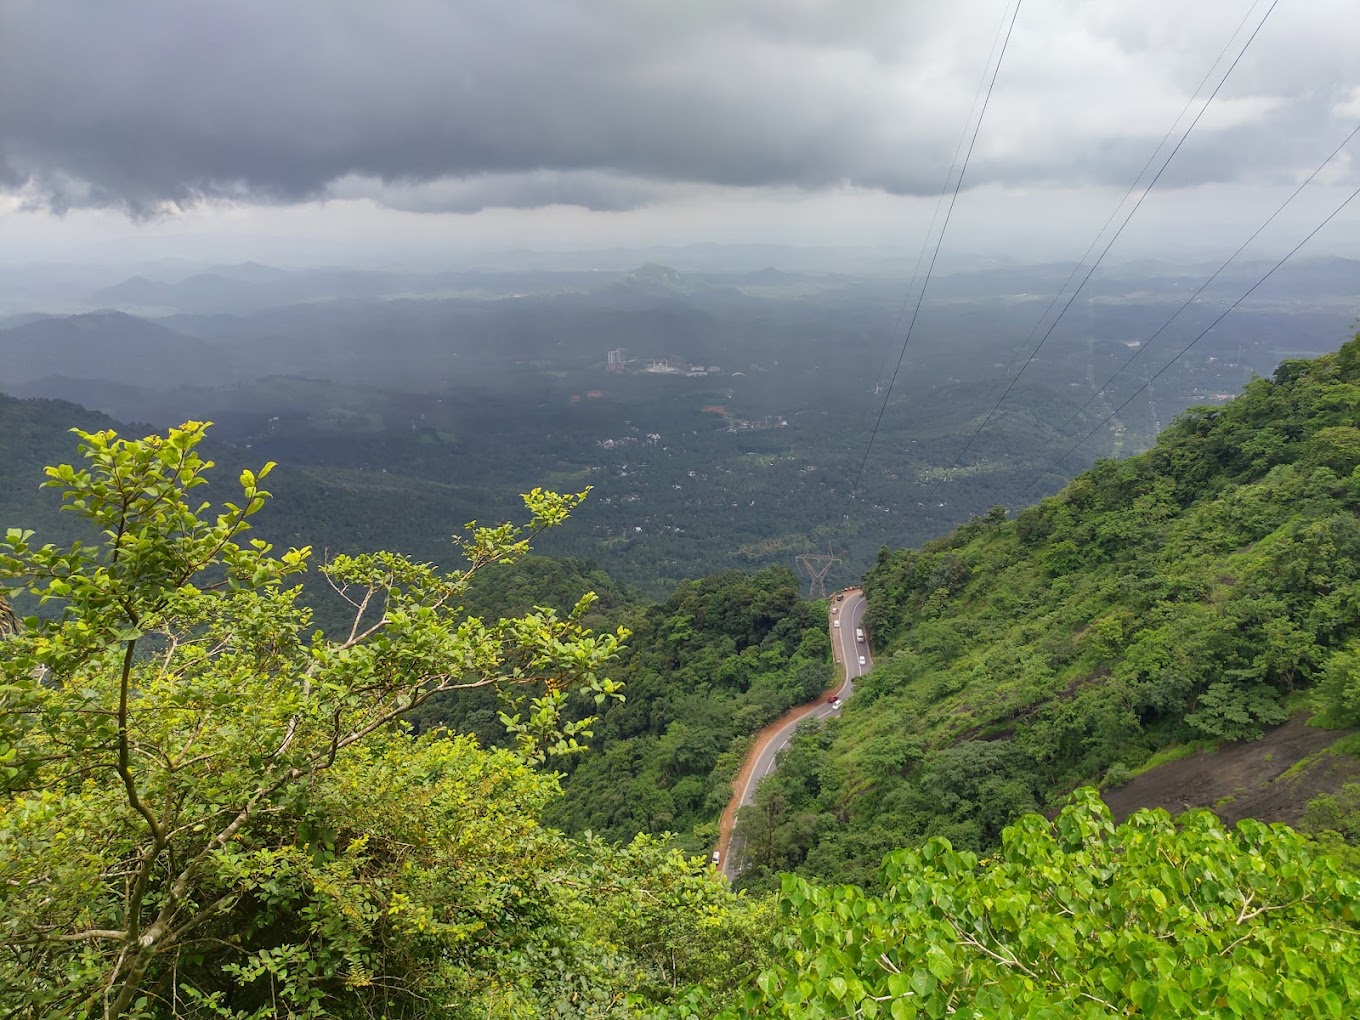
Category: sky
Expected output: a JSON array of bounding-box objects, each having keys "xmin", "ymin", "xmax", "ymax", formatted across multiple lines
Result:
[{"xmin": 2, "ymin": 0, "xmax": 1359, "ymax": 269}]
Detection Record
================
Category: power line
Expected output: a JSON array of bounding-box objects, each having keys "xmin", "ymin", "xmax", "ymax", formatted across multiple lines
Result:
[
  {"xmin": 920, "ymin": 0, "xmax": 1266, "ymax": 508},
  {"xmin": 937, "ymin": 0, "xmax": 1282, "ymax": 478},
  {"xmin": 862, "ymin": 8, "xmax": 1015, "ymax": 409},
  {"xmin": 856, "ymin": 0, "xmax": 1020, "ymax": 481},
  {"xmin": 977, "ymin": 0, "xmax": 1267, "ymax": 401},
  {"xmin": 1055, "ymin": 118, "xmax": 1360, "ymax": 437},
  {"xmin": 1026, "ymin": 181, "xmax": 1360, "ymax": 494},
  {"xmin": 853, "ymin": 0, "xmax": 1024, "ymax": 495}
]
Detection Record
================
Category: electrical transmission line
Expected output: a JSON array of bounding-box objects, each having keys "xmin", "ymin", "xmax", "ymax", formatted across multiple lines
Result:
[
  {"xmin": 969, "ymin": 0, "xmax": 1269, "ymax": 409},
  {"xmin": 1026, "ymin": 180, "xmax": 1360, "ymax": 495},
  {"xmin": 852, "ymin": 0, "xmax": 1025, "ymax": 495},
  {"xmin": 937, "ymin": 0, "xmax": 1282, "ymax": 479},
  {"xmin": 860, "ymin": 1, "xmax": 1019, "ymax": 416},
  {"xmin": 1052, "ymin": 118, "xmax": 1360, "ymax": 438}
]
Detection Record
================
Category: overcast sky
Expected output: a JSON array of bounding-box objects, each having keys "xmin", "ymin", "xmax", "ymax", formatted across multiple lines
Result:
[{"xmin": 2, "ymin": 0, "xmax": 1358, "ymax": 268}]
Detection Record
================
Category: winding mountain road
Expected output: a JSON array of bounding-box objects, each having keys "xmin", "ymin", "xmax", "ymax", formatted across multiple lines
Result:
[{"xmin": 716, "ymin": 588, "xmax": 872, "ymax": 880}]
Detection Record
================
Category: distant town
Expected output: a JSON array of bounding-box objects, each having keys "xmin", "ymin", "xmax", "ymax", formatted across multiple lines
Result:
[{"xmin": 607, "ymin": 349, "xmax": 725, "ymax": 377}]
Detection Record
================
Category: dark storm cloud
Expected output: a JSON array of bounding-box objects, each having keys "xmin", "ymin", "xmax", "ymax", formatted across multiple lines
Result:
[{"xmin": 1, "ymin": 0, "xmax": 1356, "ymax": 214}]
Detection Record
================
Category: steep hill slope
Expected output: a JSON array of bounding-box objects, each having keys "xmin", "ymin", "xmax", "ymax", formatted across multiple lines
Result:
[
  {"xmin": 408, "ymin": 563, "xmax": 834, "ymax": 853},
  {"xmin": 738, "ymin": 335, "xmax": 1360, "ymax": 889}
]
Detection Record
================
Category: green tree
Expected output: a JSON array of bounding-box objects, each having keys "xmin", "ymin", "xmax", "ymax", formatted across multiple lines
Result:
[
  {"xmin": 575, "ymin": 834, "xmax": 777, "ymax": 1014},
  {"xmin": 742, "ymin": 791, "xmax": 1360, "ymax": 1018},
  {"xmin": 1183, "ymin": 678, "xmax": 1290, "ymax": 740},
  {"xmin": 1318, "ymin": 642, "xmax": 1360, "ymax": 726},
  {"xmin": 0, "ymin": 423, "xmax": 631, "ymax": 1018}
]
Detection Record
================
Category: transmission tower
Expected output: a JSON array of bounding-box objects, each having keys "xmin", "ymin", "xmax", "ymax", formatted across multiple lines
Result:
[{"xmin": 796, "ymin": 553, "xmax": 840, "ymax": 601}]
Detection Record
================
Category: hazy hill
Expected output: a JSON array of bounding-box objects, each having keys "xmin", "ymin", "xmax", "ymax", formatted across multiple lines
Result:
[
  {"xmin": 0, "ymin": 392, "xmax": 522, "ymax": 618},
  {"xmin": 85, "ymin": 262, "xmax": 624, "ymax": 314},
  {"xmin": 0, "ymin": 312, "xmax": 56, "ymax": 329},
  {"xmin": 0, "ymin": 393, "xmax": 125, "ymax": 549},
  {"xmin": 6, "ymin": 264, "xmax": 1357, "ymax": 599},
  {"xmin": 0, "ymin": 310, "xmax": 231, "ymax": 389}
]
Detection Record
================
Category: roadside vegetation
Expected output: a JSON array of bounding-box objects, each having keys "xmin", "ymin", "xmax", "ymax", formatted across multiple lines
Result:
[{"xmin": 412, "ymin": 560, "xmax": 832, "ymax": 853}]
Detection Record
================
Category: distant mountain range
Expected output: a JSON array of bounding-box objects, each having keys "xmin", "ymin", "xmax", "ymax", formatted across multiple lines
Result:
[
  {"xmin": 35, "ymin": 254, "xmax": 1345, "ymax": 319},
  {"xmin": 84, "ymin": 263, "xmax": 633, "ymax": 315}
]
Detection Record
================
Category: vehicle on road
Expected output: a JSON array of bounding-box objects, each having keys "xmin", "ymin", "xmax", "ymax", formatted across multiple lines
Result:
[
  {"xmin": 829, "ymin": 696, "xmax": 842, "ymax": 709},
  {"xmin": 855, "ymin": 627, "xmax": 865, "ymax": 643},
  {"xmin": 858, "ymin": 655, "xmax": 866, "ymax": 666}
]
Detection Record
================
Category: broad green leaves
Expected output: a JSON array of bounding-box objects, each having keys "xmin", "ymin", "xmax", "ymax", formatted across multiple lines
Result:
[{"xmin": 741, "ymin": 791, "xmax": 1360, "ymax": 1018}]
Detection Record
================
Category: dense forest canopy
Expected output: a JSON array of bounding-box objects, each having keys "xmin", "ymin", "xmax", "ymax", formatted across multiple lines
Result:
[{"xmin": 545, "ymin": 567, "xmax": 831, "ymax": 850}]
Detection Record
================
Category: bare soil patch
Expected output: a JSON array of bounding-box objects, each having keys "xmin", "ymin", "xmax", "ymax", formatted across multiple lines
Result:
[{"xmin": 1101, "ymin": 715, "xmax": 1360, "ymax": 827}]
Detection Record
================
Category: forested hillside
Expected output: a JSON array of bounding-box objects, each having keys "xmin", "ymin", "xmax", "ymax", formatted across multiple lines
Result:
[
  {"xmin": 737, "ymin": 335, "xmax": 1360, "ymax": 889},
  {"xmin": 410, "ymin": 563, "xmax": 833, "ymax": 851},
  {"xmin": 0, "ymin": 393, "xmax": 124, "ymax": 550},
  {"xmin": 546, "ymin": 568, "xmax": 831, "ymax": 849}
]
